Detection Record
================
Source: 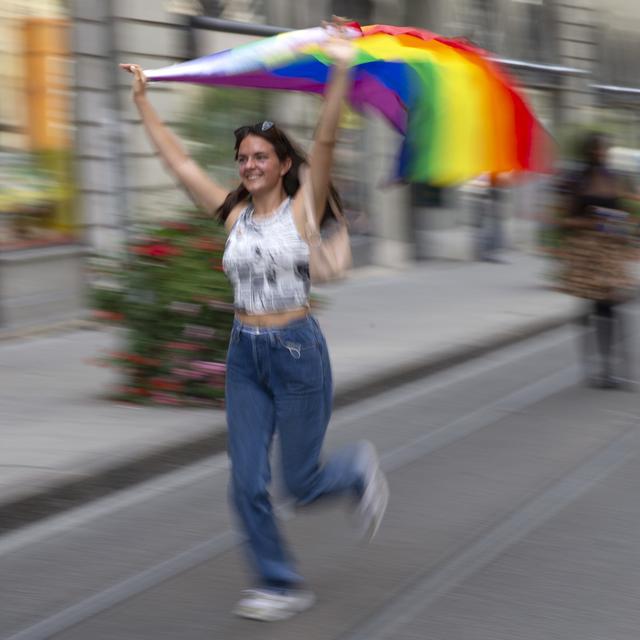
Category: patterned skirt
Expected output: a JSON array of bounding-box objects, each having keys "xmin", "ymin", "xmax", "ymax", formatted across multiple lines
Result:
[{"xmin": 555, "ymin": 230, "xmax": 636, "ymax": 302}]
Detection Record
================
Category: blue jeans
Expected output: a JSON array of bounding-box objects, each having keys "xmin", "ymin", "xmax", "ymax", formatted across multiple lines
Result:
[{"xmin": 225, "ymin": 315, "xmax": 363, "ymax": 588}]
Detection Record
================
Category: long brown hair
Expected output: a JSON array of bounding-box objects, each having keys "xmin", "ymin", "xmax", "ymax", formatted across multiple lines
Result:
[{"xmin": 215, "ymin": 121, "xmax": 342, "ymax": 226}]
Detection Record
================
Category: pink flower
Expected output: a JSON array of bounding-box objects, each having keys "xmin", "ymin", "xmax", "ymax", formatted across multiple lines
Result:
[
  {"xmin": 183, "ymin": 324, "xmax": 216, "ymax": 340},
  {"xmin": 172, "ymin": 367, "xmax": 205, "ymax": 380},
  {"xmin": 166, "ymin": 341, "xmax": 200, "ymax": 351},
  {"xmin": 205, "ymin": 300, "xmax": 235, "ymax": 312},
  {"xmin": 169, "ymin": 301, "xmax": 201, "ymax": 315},
  {"xmin": 151, "ymin": 392, "xmax": 181, "ymax": 405},
  {"xmin": 192, "ymin": 361, "xmax": 227, "ymax": 375}
]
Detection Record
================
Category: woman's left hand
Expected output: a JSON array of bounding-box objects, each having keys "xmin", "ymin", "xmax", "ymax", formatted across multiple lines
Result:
[{"xmin": 321, "ymin": 18, "xmax": 357, "ymax": 67}]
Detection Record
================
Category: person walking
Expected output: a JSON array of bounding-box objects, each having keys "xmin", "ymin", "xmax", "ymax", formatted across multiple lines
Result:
[
  {"xmin": 474, "ymin": 172, "xmax": 508, "ymax": 263},
  {"xmin": 557, "ymin": 132, "xmax": 638, "ymax": 388},
  {"xmin": 121, "ymin": 27, "xmax": 389, "ymax": 622}
]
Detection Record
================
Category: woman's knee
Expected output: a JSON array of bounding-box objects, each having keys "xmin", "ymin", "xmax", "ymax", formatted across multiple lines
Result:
[
  {"xmin": 230, "ymin": 467, "xmax": 269, "ymax": 507},
  {"xmin": 283, "ymin": 470, "xmax": 316, "ymax": 502}
]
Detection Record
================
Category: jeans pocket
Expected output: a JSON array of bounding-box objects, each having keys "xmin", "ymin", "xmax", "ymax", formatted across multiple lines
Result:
[
  {"xmin": 274, "ymin": 336, "xmax": 323, "ymax": 394},
  {"xmin": 275, "ymin": 324, "xmax": 317, "ymax": 358},
  {"xmin": 280, "ymin": 340, "xmax": 303, "ymax": 359}
]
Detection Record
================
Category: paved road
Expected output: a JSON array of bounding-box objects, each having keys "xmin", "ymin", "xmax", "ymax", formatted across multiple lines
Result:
[
  {"xmin": 0, "ymin": 253, "xmax": 579, "ymax": 519},
  {"xmin": 2, "ymin": 312, "xmax": 639, "ymax": 640}
]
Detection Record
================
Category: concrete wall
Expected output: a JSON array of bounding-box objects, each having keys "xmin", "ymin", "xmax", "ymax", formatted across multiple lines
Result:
[
  {"xmin": 0, "ymin": 245, "xmax": 85, "ymax": 329},
  {"xmin": 555, "ymin": 0, "xmax": 598, "ymax": 126},
  {"xmin": 71, "ymin": 0, "xmax": 193, "ymax": 255},
  {"xmin": 365, "ymin": 0, "xmax": 413, "ymax": 266}
]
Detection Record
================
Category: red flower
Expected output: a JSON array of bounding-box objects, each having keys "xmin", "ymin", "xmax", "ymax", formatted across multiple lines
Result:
[
  {"xmin": 192, "ymin": 238, "xmax": 217, "ymax": 251},
  {"xmin": 110, "ymin": 351, "xmax": 158, "ymax": 366},
  {"xmin": 163, "ymin": 221, "xmax": 193, "ymax": 232},
  {"xmin": 120, "ymin": 386, "xmax": 149, "ymax": 396},
  {"xmin": 92, "ymin": 310, "xmax": 124, "ymax": 322},
  {"xmin": 131, "ymin": 243, "xmax": 181, "ymax": 259},
  {"xmin": 150, "ymin": 244, "xmax": 181, "ymax": 258},
  {"xmin": 150, "ymin": 377, "xmax": 183, "ymax": 392},
  {"xmin": 129, "ymin": 354, "xmax": 159, "ymax": 366}
]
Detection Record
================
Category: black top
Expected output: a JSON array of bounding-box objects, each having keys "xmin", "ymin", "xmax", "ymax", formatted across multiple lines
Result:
[
  {"xmin": 572, "ymin": 192, "xmax": 620, "ymax": 218},
  {"xmin": 569, "ymin": 168, "xmax": 621, "ymax": 219}
]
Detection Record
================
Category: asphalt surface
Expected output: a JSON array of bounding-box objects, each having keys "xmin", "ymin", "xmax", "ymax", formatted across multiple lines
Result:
[
  {"xmin": 0, "ymin": 254, "xmax": 580, "ymax": 532},
  {"xmin": 2, "ymin": 310, "xmax": 639, "ymax": 640}
]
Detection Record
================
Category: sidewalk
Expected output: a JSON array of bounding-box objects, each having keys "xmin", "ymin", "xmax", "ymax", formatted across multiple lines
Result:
[{"xmin": 0, "ymin": 253, "xmax": 581, "ymax": 532}]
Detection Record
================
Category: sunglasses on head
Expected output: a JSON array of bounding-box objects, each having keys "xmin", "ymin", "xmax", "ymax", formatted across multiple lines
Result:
[{"xmin": 234, "ymin": 121, "xmax": 275, "ymax": 139}]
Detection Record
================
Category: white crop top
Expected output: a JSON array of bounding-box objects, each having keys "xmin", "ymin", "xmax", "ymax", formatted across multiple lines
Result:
[{"xmin": 222, "ymin": 197, "xmax": 311, "ymax": 314}]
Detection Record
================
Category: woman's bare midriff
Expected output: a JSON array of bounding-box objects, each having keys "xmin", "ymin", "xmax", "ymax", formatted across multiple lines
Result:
[{"xmin": 235, "ymin": 307, "xmax": 309, "ymax": 327}]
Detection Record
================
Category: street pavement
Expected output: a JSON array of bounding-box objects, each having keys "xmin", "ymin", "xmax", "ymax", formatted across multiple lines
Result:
[
  {"xmin": 2, "ymin": 312, "xmax": 640, "ymax": 639},
  {"xmin": 0, "ymin": 252, "xmax": 583, "ymax": 530}
]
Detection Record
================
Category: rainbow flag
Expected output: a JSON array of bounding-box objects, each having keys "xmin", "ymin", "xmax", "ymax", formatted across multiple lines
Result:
[{"xmin": 145, "ymin": 23, "xmax": 552, "ymax": 185}]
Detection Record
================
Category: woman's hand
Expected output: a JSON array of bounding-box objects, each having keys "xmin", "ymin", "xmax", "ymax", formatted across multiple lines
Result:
[
  {"xmin": 117, "ymin": 64, "xmax": 228, "ymax": 215},
  {"xmin": 321, "ymin": 17, "xmax": 357, "ymax": 68},
  {"xmin": 119, "ymin": 63, "xmax": 147, "ymax": 101},
  {"xmin": 295, "ymin": 18, "xmax": 356, "ymax": 228}
]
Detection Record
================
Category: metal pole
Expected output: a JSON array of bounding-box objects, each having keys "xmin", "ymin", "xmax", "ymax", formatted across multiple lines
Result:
[
  {"xmin": 492, "ymin": 57, "xmax": 588, "ymax": 76},
  {"xmin": 188, "ymin": 16, "xmax": 590, "ymax": 78},
  {"xmin": 189, "ymin": 15, "xmax": 291, "ymax": 37},
  {"xmin": 591, "ymin": 84, "xmax": 640, "ymax": 96}
]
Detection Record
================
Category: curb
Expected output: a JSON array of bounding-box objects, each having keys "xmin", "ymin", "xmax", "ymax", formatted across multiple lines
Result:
[
  {"xmin": 0, "ymin": 318, "xmax": 99, "ymax": 342},
  {"xmin": 0, "ymin": 311, "xmax": 583, "ymax": 535}
]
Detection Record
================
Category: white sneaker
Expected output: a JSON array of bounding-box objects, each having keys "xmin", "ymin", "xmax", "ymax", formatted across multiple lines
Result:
[
  {"xmin": 233, "ymin": 588, "xmax": 316, "ymax": 622},
  {"xmin": 354, "ymin": 440, "xmax": 389, "ymax": 542}
]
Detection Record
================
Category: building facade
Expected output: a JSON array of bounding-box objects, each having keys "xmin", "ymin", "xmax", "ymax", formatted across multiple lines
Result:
[
  {"xmin": 1, "ymin": 0, "xmax": 639, "ymax": 328},
  {"xmin": 0, "ymin": 0, "xmax": 83, "ymax": 329},
  {"xmin": 70, "ymin": 0, "xmax": 640, "ymax": 266}
]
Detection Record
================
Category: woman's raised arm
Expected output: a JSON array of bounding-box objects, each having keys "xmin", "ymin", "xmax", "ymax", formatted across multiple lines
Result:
[
  {"xmin": 120, "ymin": 63, "xmax": 229, "ymax": 215},
  {"xmin": 298, "ymin": 29, "xmax": 356, "ymax": 225}
]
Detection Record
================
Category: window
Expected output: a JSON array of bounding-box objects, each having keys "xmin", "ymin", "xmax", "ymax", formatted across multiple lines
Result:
[{"xmin": 0, "ymin": 1, "xmax": 75, "ymax": 250}]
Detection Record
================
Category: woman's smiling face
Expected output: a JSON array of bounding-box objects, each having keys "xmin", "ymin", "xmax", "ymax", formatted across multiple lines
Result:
[{"xmin": 236, "ymin": 134, "xmax": 291, "ymax": 195}]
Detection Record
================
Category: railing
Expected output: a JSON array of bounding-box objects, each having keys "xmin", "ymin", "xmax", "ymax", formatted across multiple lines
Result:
[{"xmin": 187, "ymin": 15, "xmax": 597, "ymax": 80}]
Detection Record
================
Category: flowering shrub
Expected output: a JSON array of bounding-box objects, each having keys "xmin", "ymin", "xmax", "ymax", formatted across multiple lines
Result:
[{"xmin": 90, "ymin": 212, "xmax": 234, "ymax": 407}]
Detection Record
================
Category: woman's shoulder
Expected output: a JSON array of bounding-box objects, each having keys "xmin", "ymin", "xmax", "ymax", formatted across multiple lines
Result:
[{"xmin": 224, "ymin": 199, "xmax": 251, "ymax": 232}]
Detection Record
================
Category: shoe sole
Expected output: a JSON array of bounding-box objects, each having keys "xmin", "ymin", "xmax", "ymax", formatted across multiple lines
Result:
[
  {"xmin": 363, "ymin": 469, "xmax": 389, "ymax": 542},
  {"xmin": 357, "ymin": 441, "xmax": 390, "ymax": 543},
  {"xmin": 233, "ymin": 593, "xmax": 316, "ymax": 622},
  {"xmin": 233, "ymin": 604, "xmax": 296, "ymax": 622}
]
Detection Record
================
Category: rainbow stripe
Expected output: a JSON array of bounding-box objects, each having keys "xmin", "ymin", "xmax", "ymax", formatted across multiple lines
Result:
[{"xmin": 145, "ymin": 23, "xmax": 552, "ymax": 185}]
